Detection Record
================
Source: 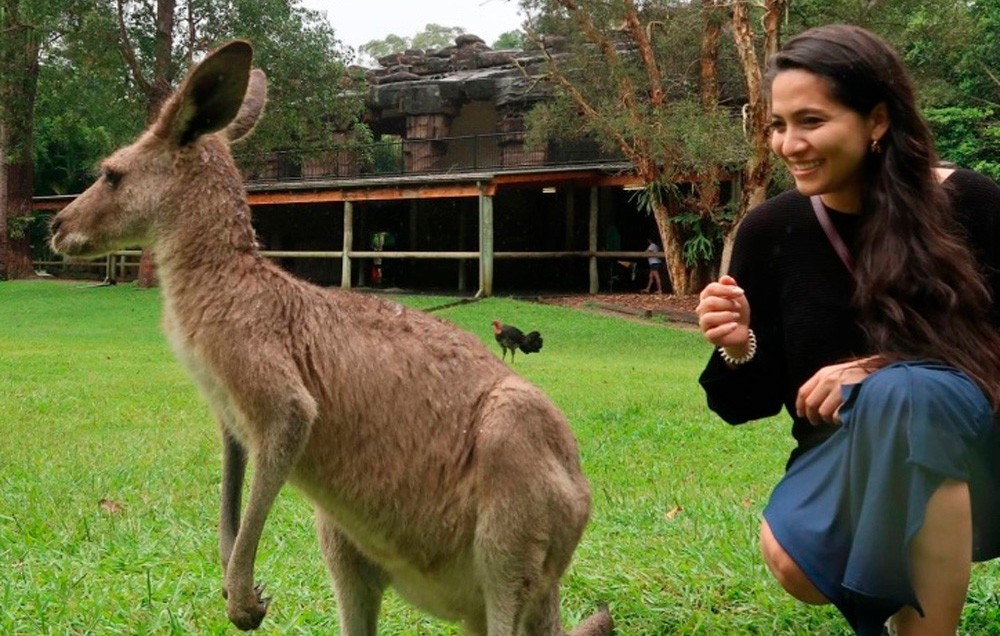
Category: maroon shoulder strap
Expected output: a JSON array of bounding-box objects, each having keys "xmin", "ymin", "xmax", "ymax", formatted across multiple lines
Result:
[{"xmin": 810, "ymin": 195, "xmax": 856, "ymax": 277}]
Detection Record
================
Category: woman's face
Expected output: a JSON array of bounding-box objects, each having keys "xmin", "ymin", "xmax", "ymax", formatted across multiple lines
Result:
[{"xmin": 769, "ymin": 69, "xmax": 888, "ymax": 213}]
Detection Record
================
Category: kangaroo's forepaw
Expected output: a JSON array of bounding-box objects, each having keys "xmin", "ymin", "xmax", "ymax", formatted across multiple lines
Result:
[{"xmin": 226, "ymin": 582, "xmax": 270, "ymax": 631}]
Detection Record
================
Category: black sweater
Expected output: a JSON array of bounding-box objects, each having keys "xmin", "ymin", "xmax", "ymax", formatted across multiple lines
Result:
[{"xmin": 699, "ymin": 169, "xmax": 1000, "ymax": 466}]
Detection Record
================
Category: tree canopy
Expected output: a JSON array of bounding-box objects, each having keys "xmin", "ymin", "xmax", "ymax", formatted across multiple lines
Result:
[
  {"xmin": 514, "ymin": 0, "xmax": 1000, "ymax": 291},
  {"xmin": 517, "ymin": 0, "xmax": 784, "ymax": 292},
  {"xmin": 32, "ymin": 0, "xmax": 365, "ymax": 195},
  {"xmin": 358, "ymin": 22, "xmax": 527, "ymax": 64},
  {"xmin": 6, "ymin": 0, "xmax": 1000, "ymax": 284},
  {"xmin": 359, "ymin": 23, "xmax": 467, "ymax": 64}
]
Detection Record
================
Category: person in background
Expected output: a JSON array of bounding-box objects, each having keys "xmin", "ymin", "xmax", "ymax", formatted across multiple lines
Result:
[
  {"xmin": 696, "ymin": 24, "xmax": 1000, "ymax": 636},
  {"xmin": 643, "ymin": 237, "xmax": 663, "ymax": 294}
]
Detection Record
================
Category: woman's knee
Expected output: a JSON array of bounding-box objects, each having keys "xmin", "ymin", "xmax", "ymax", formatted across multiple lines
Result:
[{"xmin": 759, "ymin": 521, "xmax": 829, "ymax": 605}]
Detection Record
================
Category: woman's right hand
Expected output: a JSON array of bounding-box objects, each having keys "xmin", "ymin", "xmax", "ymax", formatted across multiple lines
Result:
[{"xmin": 696, "ymin": 274, "xmax": 751, "ymax": 351}]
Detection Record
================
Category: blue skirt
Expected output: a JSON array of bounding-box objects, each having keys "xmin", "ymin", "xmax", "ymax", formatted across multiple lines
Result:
[{"xmin": 763, "ymin": 362, "xmax": 1000, "ymax": 636}]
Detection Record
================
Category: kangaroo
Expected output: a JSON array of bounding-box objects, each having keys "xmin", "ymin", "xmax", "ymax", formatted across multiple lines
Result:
[{"xmin": 49, "ymin": 41, "xmax": 613, "ymax": 636}]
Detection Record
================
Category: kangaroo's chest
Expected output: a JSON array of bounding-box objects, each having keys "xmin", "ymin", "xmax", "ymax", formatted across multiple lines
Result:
[{"xmin": 163, "ymin": 309, "xmax": 250, "ymax": 445}]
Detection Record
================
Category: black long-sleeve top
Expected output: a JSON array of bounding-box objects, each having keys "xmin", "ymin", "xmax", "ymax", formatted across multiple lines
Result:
[{"xmin": 699, "ymin": 169, "xmax": 1000, "ymax": 466}]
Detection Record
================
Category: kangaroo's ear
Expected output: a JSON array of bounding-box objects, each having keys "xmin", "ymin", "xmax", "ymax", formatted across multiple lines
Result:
[
  {"xmin": 153, "ymin": 40, "xmax": 254, "ymax": 146},
  {"xmin": 225, "ymin": 68, "xmax": 267, "ymax": 143}
]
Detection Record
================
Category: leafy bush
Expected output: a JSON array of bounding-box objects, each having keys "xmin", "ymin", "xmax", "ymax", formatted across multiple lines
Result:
[{"xmin": 926, "ymin": 106, "xmax": 1000, "ymax": 180}]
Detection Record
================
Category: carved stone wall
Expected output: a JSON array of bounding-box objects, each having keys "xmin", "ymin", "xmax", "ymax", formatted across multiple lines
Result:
[
  {"xmin": 362, "ymin": 34, "xmax": 553, "ymax": 152},
  {"xmin": 404, "ymin": 114, "xmax": 454, "ymax": 171}
]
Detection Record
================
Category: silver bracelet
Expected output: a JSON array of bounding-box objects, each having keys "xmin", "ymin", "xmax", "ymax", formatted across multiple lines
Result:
[{"xmin": 718, "ymin": 329, "xmax": 757, "ymax": 366}]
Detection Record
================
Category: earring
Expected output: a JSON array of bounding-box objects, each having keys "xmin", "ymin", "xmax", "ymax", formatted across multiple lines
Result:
[{"xmin": 870, "ymin": 138, "xmax": 882, "ymax": 155}]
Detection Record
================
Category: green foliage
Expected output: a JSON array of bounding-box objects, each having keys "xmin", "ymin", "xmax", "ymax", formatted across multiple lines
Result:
[
  {"xmin": 184, "ymin": 0, "xmax": 365, "ymax": 161},
  {"xmin": 518, "ymin": 0, "xmax": 750, "ymax": 281},
  {"xmin": 954, "ymin": 0, "xmax": 1000, "ymax": 105},
  {"xmin": 27, "ymin": 0, "xmax": 364, "ymax": 192},
  {"xmin": 785, "ymin": 0, "xmax": 983, "ymax": 108},
  {"xmin": 411, "ymin": 23, "xmax": 466, "ymax": 51},
  {"xmin": 25, "ymin": 212, "xmax": 54, "ymax": 260},
  {"xmin": 6, "ymin": 215, "xmax": 34, "ymax": 240},
  {"xmin": 359, "ymin": 33, "xmax": 409, "ymax": 62},
  {"xmin": 359, "ymin": 23, "xmax": 467, "ymax": 64},
  {"xmin": 926, "ymin": 106, "xmax": 1000, "ymax": 181},
  {"xmin": 4, "ymin": 281, "xmax": 1000, "ymax": 633},
  {"xmin": 492, "ymin": 29, "xmax": 525, "ymax": 50},
  {"xmin": 369, "ymin": 135, "xmax": 404, "ymax": 174},
  {"xmin": 30, "ymin": 2, "xmax": 144, "ymax": 195},
  {"xmin": 628, "ymin": 180, "xmax": 673, "ymax": 218},
  {"xmin": 671, "ymin": 209, "xmax": 727, "ymax": 267}
]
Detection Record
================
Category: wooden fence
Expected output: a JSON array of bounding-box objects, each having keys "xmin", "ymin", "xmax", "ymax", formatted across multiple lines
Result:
[{"xmin": 34, "ymin": 248, "xmax": 663, "ymax": 293}]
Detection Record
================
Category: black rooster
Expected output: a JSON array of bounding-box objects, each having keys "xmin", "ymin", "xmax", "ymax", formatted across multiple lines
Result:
[{"xmin": 492, "ymin": 320, "xmax": 543, "ymax": 363}]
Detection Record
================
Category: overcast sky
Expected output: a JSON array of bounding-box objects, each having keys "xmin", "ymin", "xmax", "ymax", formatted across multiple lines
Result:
[{"xmin": 299, "ymin": 0, "xmax": 524, "ymax": 51}]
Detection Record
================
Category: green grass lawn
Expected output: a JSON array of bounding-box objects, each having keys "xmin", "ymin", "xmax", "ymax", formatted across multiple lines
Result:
[{"xmin": 1, "ymin": 280, "xmax": 997, "ymax": 634}]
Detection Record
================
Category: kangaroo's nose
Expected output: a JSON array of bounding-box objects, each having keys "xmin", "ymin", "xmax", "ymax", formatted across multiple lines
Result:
[{"xmin": 50, "ymin": 216, "xmax": 63, "ymax": 235}]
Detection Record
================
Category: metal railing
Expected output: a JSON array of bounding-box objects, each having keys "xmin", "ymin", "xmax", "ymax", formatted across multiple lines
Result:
[{"xmin": 239, "ymin": 132, "xmax": 626, "ymax": 183}]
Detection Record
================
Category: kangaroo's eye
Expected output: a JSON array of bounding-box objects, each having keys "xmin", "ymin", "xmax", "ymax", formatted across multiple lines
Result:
[{"xmin": 103, "ymin": 168, "xmax": 122, "ymax": 188}]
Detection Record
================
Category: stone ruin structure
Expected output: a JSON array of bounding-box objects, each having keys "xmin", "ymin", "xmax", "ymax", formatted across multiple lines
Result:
[{"xmin": 356, "ymin": 34, "xmax": 560, "ymax": 173}]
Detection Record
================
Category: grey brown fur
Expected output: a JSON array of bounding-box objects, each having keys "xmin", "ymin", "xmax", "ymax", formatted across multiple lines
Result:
[{"xmin": 49, "ymin": 41, "xmax": 612, "ymax": 636}]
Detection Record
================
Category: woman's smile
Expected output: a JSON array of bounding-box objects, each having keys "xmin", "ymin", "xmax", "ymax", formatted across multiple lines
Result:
[{"xmin": 769, "ymin": 68, "xmax": 887, "ymax": 212}]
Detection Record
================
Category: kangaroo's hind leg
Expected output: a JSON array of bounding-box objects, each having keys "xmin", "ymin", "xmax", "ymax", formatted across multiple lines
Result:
[
  {"xmin": 519, "ymin": 586, "xmax": 562, "ymax": 635},
  {"xmin": 473, "ymin": 460, "xmax": 583, "ymax": 636},
  {"xmin": 315, "ymin": 511, "xmax": 389, "ymax": 636},
  {"xmin": 521, "ymin": 588, "xmax": 613, "ymax": 636},
  {"xmin": 473, "ymin": 378, "xmax": 601, "ymax": 636},
  {"xmin": 476, "ymin": 523, "xmax": 574, "ymax": 636}
]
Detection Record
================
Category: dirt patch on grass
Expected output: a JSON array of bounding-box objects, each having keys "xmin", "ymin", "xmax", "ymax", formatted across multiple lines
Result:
[{"xmin": 537, "ymin": 292, "xmax": 699, "ymax": 328}]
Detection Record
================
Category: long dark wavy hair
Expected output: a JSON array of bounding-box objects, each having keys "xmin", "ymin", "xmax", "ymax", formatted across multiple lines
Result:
[{"xmin": 767, "ymin": 24, "xmax": 1000, "ymax": 415}]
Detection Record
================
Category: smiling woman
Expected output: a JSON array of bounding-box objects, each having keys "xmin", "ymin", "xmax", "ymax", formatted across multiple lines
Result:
[
  {"xmin": 695, "ymin": 23, "xmax": 1000, "ymax": 636},
  {"xmin": 768, "ymin": 69, "xmax": 888, "ymax": 214}
]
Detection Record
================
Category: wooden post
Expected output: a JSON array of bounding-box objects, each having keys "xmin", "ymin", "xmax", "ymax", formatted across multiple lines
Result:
[
  {"xmin": 589, "ymin": 186, "xmax": 599, "ymax": 294},
  {"xmin": 458, "ymin": 206, "xmax": 467, "ymax": 292},
  {"xmin": 409, "ymin": 199, "xmax": 419, "ymax": 249},
  {"xmin": 341, "ymin": 201, "xmax": 353, "ymax": 289},
  {"xmin": 564, "ymin": 187, "xmax": 575, "ymax": 249},
  {"xmin": 478, "ymin": 190, "xmax": 494, "ymax": 297},
  {"xmin": 357, "ymin": 203, "xmax": 367, "ymax": 287}
]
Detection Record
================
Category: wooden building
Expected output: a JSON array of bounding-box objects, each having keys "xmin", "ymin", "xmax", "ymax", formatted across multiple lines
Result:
[{"xmin": 33, "ymin": 35, "xmax": 667, "ymax": 295}]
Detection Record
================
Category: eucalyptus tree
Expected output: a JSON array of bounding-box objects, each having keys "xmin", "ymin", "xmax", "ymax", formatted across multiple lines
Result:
[
  {"xmin": 359, "ymin": 23, "xmax": 468, "ymax": 64},
  {"xmin": 4, "ymin": 0, "xmax": 361, "ymax": 281},
  {"xmin": 0, "ymin": 0, "xmax": 85, "ymax": 278},
  {"xmin": 493, "ymin": 29, "xmax": 526, "ymax": 50},
  {"xmin": 784, "ymin": 0, "xmax": 977, "ymax": 106},
  {"xmin": 34, "ymin": 2, "xmax": 144, "ymax": 197},
  {"xmin": 106, "ymin": 0, "xmax": 364, "ymax": 285},
  {"xmin": 518, "ymin": 0, "xmax": 784, "ymax": 292}
]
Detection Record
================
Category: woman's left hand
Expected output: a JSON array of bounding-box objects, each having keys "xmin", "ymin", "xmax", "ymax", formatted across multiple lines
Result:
[{"xmin": 796, "ymin": 357, "xmax": 881, "ymax": 425}]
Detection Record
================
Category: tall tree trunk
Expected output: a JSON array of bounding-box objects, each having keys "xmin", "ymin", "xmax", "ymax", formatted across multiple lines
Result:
[
  {"xmin": 721, "ymin": 223, "xmax": 738, "ymax": 276},
  {"xmin": 119, "ymin": 0, "xmax": 176, "ymax": 287},
  {"xmin": 0, "ymin": 146, "xmax": 35, "ymax": 280},
  {"xmin": 0, "ymin": 0, "xmax": 40, "ymax": 280},
  {"xmin": 724, "ymin": 0, "xmax": 785, "ymax": 274},
  {"xmin": 648, "ymin": 197, "xmax": 685, "ymax": 295},
  {"xmin": 695, "ymin": 0, "xmax": 723, "ymax": 286}
]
